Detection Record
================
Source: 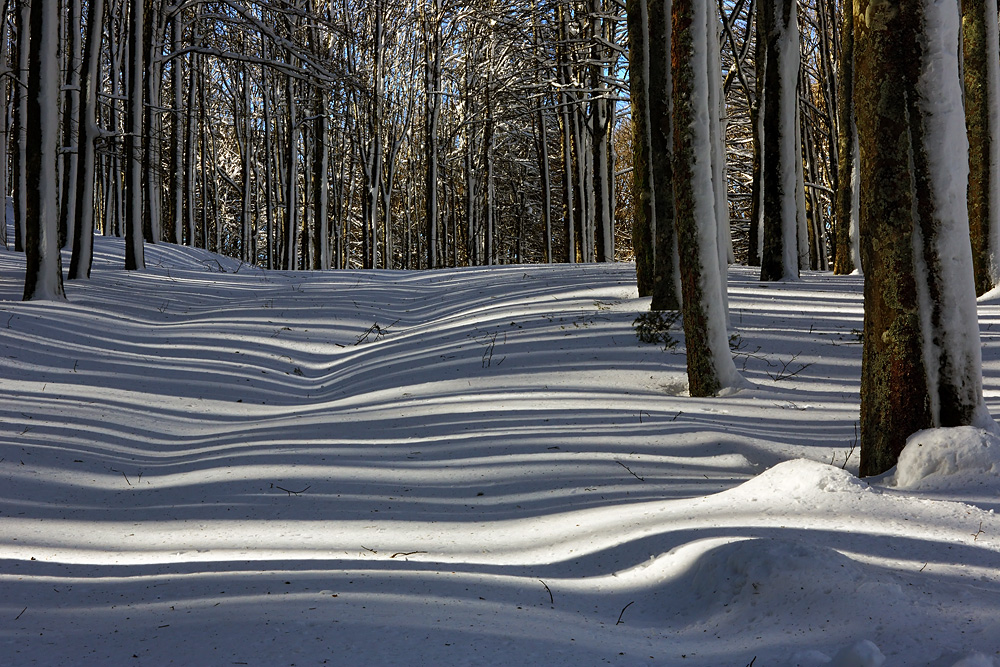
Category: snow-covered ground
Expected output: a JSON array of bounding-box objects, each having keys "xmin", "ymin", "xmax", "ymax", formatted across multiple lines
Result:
[{"xmin": 1, "ymin": 238, "xmax": 999, "ymax": 666}]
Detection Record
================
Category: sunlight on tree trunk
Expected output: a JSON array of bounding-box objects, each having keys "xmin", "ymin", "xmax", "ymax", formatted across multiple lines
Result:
[{"xmin": 856, "ymin": 0, "xmax": 995, "ymax": 476}]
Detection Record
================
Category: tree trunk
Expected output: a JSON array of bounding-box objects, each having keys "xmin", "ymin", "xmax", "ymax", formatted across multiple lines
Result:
[
  {"xmin": 627, "ymin": 0, "xmax": 654, "ymax": 290},
  {"xmin": 59, "ymin": 0, "xmax": 82, "ymax": 250},
  {"xmin": 857, "ymin": 0, "xmax": 992, "ymax": 476},
  {"xmin": 963, "ymin": 0, "xmax": 1000, "ymax": 295},
  {"xmin": 124, "ymin": 0, "xmax": 145, "ymax": 270},
  {"xmin": 425, "ymin": 0, "xmax": 442, "ymax": 269},
  {"xmin": 285, "ymin": 75, "xmax": 298, "ymax": 270},
  {"xmin": 759, "ymin": 0, "xmax": 800, "ymax": 282},
  {"xmin": 168, "ymin": 11, "xmax": 183, "ymax": 245},
  {"xmin": 69, "ymin": 0, "xmax": 105, "ymax": 280},
  {"xmin": 23, "ymin": 0, "xmax": 65, "ymax": 300},
  {"xmin": 12, "ymin": 0, "xmax": 27, "ymax": 252},
  {"xmin": 672, "ymin": 0, "xmax": 740, "ymax": 396},
  {"xmin": 313, "ymin": 88, "xmax": 330, "ymax": 270},
  {"xmin": 649, "ymin": 0, "xmax": 680, "ymax": 310},
  {"xmin": 833, "ymin": 1, "xmax": 858, "ymax": 274}
]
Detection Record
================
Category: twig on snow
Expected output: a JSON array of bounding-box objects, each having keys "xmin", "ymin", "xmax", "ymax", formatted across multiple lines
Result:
[
  {"xmin": 390, "ymin": 551, "xmax": 427, "ymax": 559},
  {"xmin": 272, "ymin": 484, "xmax": 310, "ymax": 495},
  {"xmin": 616, "ymin": 600, "xmax": 634, "ymax": 625},
  {"xmin": 616, "ymin": 460, "xmax": 644, "ymax": 482},
  {"xmin": 972, "ymin": 522, "xmax": 985, "ymax": 541},
  {"xmin": 540, "ymin": 579, "xmax": 553, "ymax": 604},
  {"xmin": 766, "ymin": 353, "xmax": 814, "ymax": 382},
  {"xmin": 15, "ymin": 607, "xmax": 26, "ymax": 620}
]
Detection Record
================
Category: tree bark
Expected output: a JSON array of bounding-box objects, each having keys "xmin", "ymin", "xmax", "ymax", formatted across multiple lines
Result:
[
  {"xmin": 69, "ymin": 0, "xmax": 105, "ymax": 280},
  {"xmin": 627, "ymin": 0, "xmax": 654, "ymax": 292},
  {"xmin": 649, "ymin": 0, "xmax": 680, "ymax": 310},
  {"xmin": 857, "ymin": 0, "xmax": 992, "ymax": 476},
  {"xmin": 759, "ymin": 0, "xmax": 801, "ymax": 282},
  {"xmin": 963, "ymin": 0, "xmax": 1000, "ymax": 295},
  {"xmin": 672, "ymin": 0, "xmax": 740, "ymax": 396},
  {"xmin": 833, "ymin": 1, "xmax": 858, "ymax": 274},
  {"xmin": 23, "ymin": 0, "xmax": 65, "ymax": 300}
]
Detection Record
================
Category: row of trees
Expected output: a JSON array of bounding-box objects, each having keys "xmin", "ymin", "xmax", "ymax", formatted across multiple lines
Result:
[
  {"xmin": 624, "ymin": 0, "xmax": 1000, "ymax": 476},
  {"xmin": 6, "ymin": 1, "xmax": 860, "ymax": 283},
  {"xmin": 9, "ymin": 0, "xmax": 642, "ymax": 283},
  {"xmin": 9, "ymin": 1, "xmax": 1000, "ymax": 476}
]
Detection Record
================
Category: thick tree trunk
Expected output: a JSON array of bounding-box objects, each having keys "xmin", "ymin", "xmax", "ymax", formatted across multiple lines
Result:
[
  {"xmin": 857, "ymin": 0, "xmax": 992, "ymax": 476},
  {"xmin": 627, "ymin": 0, "xmax": 654, "ymax": 290},
  {"xmin": 23, "ymin": 0, "xmax": 65, "ymax": 300},
  {"xmin": 672, "ymin": 0, "xmax": 740, "ymax": 397}
]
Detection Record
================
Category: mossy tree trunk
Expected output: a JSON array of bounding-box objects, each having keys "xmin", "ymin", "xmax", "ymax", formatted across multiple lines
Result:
[
  {"xmin": 649, "ymin": 0, "xmax": 680, "ymax": 311},
  {"xmin": 856, "ymin": 0, "xmax": 990, "ymax": 476},
  {"xmin": 627, "ymin": 0, "xmax": 655, "ymax": 297},
  {"xmin": 833, "ymin": 2, "xmax": 857, "ymax": 275},
  {"xmin": 963, "ymin": 0, "xmax": 1000, "ymax": 295},
  {"xmin": 672, "ymin": 0, "xmax": 740, "ymax": 397}
]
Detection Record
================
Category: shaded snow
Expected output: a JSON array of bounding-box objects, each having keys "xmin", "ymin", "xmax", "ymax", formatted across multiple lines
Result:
[{"xmin": 0, "ymin": 240, "xmax": 998, "ymax": 665}]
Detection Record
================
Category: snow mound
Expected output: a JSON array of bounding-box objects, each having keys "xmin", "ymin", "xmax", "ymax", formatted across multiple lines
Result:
[
  {"xmin": 685, "ymin": 538, "xmax": 866, "ymax": 612},
  {"xmin": 927, "ymin": 653, "xmax": 1000, "ymax": 667},
  {"xmin": 889, "ymin": 426, "xmax": 1000, "ymax": 491},
  {"xmin": 729, "ymin": 458, "xmax": 870, "ymax": 501}
]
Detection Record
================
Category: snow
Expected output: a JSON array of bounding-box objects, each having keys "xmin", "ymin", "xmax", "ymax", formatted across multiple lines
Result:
[
  {"xmin": 1, "ymin": 239, "xmax": 1000, "ymax": 665},
  {"xmin": 888, "ymin": 426, "xmax": 1000, "ymax": 491},
  {"xmin": 913, "ymin": 0, "xmax": 991, "ymax": 427}
]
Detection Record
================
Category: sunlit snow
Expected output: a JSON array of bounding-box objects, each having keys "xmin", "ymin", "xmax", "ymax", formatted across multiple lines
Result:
[{"xmin": 1, "ymin": 238, "xmax": 999, "ymax": 665}]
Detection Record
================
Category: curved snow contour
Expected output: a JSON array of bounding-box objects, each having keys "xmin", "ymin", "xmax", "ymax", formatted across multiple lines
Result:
[{"xmin": 890, "ymin": 426, "xmax": 1000, "ymax": 490}]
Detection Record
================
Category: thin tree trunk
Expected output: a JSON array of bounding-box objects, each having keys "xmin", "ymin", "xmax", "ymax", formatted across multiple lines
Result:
[
  {"xmin": 649, "ymin": 0, "xmax": 680, "ymax": 310},
  {"xmin": 124, "ymin": 0, "xmax": 145, "ymax": 270},
  {"xmin": 59, "ymin": 0, "xmax": 82, "ymax": 250},
  {"xmin": 69, "ymin": 0, "xmax": 105, "ymax": 279},
  {"xmin": 963, "ymin": 0, "xmax": 1000, "ymax": 294}
]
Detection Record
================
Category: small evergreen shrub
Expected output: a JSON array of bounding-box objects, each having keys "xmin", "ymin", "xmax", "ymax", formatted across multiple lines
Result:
[{"xmin": 633, "ymin": 310, "xmax": 681, "ymax": 350}]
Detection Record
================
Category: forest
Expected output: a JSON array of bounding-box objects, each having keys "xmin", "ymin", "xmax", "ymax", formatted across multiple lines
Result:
[
  {"xmin": 3, "ymin": 0, "xmax": 845, "ymax": 273},
  {"xmin": 4, "ymin": 1, "xmax": 1000, "ymax": 664}
]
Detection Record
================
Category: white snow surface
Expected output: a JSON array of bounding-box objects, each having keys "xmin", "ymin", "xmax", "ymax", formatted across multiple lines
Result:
[{"xmin": 1, "ymin": 239, "xmax": 1000, "ymax": 666}]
